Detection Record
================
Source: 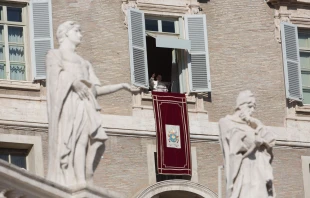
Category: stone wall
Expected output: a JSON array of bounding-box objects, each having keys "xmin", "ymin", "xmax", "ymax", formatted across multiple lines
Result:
[
  {"xmin": 200, "ymin": 0, "xmax": 286, "ymax": 127},
  {"xmin": 93, "ymin": 135, "xmax": 310, "ymax": 198},
  {"xmin": 51, "ymin": 0, "xmax": 132, "ymax": 116},
  {"xmin": 49, "ymin": 0, "xmax": 287, "ymax": 126}
]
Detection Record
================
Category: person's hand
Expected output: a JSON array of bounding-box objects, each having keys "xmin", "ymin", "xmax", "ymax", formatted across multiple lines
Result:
[
  {"xmin": 122, "ymin": 83, "xmax": 131, "ymax": 92},
  {"xmin": 72, "ymin": 80, "xmax": 89, "ymax": 100}
]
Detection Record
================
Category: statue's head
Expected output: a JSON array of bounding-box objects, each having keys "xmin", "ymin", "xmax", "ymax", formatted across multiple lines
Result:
[
  {"xmin": 235, "ymin": 90, "xmax": 256, "ymax": 116},
  {"xmin": 56, "ymin": 21, "xmax": 82, "ymax": 46}
]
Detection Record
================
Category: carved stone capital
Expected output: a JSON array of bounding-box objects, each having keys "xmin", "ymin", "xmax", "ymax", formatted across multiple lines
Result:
[
  {"xmin": 121, "ymin": 0, "xmax": 138, "ymax": 27},
  {"xmin": 274, "ymin": 10, "xmax": 291, "ymax": 43},
  {"xmin": 187, "ymin": 2, "xmax": 201, "ymax": 15}
]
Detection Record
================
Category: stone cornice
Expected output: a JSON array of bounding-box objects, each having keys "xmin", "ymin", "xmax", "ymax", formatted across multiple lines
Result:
[
  {"xmin": 0, "ymin": 160, "xmax": 125, "ymax": 198},
  {"xmin": 0, "ymin": 80, "xmax": 40, "ymax": 91},
  {"xmin": 2, "ymin": 115, "xmax": 310, "ymax": 147}
]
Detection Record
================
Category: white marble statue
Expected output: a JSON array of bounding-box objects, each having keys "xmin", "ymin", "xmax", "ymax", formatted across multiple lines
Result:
[
  {"xmin": 46, "ymin": 21, "xmax": 131, "ymax": 187},
  {"xmin": 219, "ymin": 90, "xmax": 276, "ymax": 198}
]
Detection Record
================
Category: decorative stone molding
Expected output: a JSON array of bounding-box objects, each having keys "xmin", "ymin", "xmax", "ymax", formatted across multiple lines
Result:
[
  {"xmin": 266, "ymin": 0, "xmax": 310, "ymax": 42},
  {"xmin": 121, "ymin": 0, "xmax": 137, "ymax": 26},
  {"xmin": 187, "ymin": 1, "xmax": 201, "ymax": 15},
  {"xmin": 274, "ymin": 10, "xmax": 291, "ymax": 43},
  {"xmin": 121, "ymin": 0, "xmax": 202, "ymax": 27},
  {"xmin": 134, "ymin": 179, "xmax": 218, "ymax": 198},
  {"xmin": 0, "ymin": 134, "xmax": 45, "ymax": 177},
  {"xmin": 0, "ymin": 80, "xmax": 40, "ymax": 91}
]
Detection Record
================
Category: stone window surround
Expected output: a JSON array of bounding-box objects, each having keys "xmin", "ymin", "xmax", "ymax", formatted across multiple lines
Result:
[
  {"xmin": 0, "ymin": 79, "xmax": 40, "ymax": 90},
  {"xmin": 121, "ymin": 0, "xmax": 201, "ymax": 26},
  {"xmin": 0, "ymin": 0, "xmax": 40, "ymax": 92},
  {"xmin": 0, "ymin": 134, "xmax": 44, "ymax": 177},
  {"xmin": 267, "ymin": 0, "xmax": 310, "ymax": 115},
  {"xmin": 3, "ymin": 0, "xmax": 29, "ymax": 3},
  {"xmin": 123, "ymin": 0, "xmax": 208, "ymax": 113},
  {"xmin": 301, "ymin": 156, "xmax": 310, "ymax": 198}
]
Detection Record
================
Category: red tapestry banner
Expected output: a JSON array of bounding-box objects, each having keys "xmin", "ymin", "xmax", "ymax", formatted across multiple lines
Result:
[{"xmin": 152, "ymin": 91, "xmax": 191, "ymax": 175}]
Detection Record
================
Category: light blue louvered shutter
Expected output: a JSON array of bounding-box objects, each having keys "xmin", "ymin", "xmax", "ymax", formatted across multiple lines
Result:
[
  {"xmin": 127, "ymin": 9, "xmax": 149, "ymax": 89},
  {"xmin": 29, "ymin": 0, "xmax": 54, "ymax": 80},
  {"xmin": 185, "ymin": 15, "xmax": 211, "ymax": 92},
  {"xmin": 281, "ymin": 22, "xmax": 303, "ymax": 101}
]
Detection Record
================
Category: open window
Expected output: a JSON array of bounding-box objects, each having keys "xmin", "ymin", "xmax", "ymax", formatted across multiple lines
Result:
[{"xmin": 127, "ymin": 9, "xmax": 211, "ymax": 93}]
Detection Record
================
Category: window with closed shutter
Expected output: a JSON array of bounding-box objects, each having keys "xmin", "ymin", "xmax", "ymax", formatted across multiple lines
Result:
[
  {"xmin": 281, "ymin": 22, "xmax": 303, "ymax": 101},
  {"xmin": 29, "ymin": 0, "xmax": 53, "ymax": 80},
  {"xmin": 298, "ymin": 30, "xmax": 310, "ymax": 104},
  {"xmin": 185, "ymin": 15, "xmax": 211, "ymax": 93}
]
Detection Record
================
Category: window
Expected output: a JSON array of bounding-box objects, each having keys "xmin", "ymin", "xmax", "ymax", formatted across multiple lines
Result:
[
  {"xmin": 0, "ymin": 134, "xmax": 44, "ymax": 176},
  {"xmin": 0, "ymin": 0, "xmax": 54, "ymax": 82},
  {"xmin": 298, "ymin": 30, "xmax": 310, "ymax": 104},
  {"xmin": 0, "ymin": 148, "xmax": 28, "ymax": 169},
  {"xmin": 280, "ymin": 22, "xmax": 303, "ymax": 101},
  {"xmin": 145, "ymin": 17, "xmax": 178, "ymax": 34},
  {"xmin": 127, "ymin": 9, "xmax": 211, "ymax": 93},
  {"xmin": 145, "ymin": 17, "xmax": 182, "ymax": 93},
  {"xmin": 0, "ymin": 4, "xmax": 27, "ymax": 81}
]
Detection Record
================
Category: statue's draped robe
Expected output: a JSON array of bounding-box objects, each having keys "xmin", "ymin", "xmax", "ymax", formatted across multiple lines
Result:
[
  {"xmin": 219, "ymin": 116, "xmax": 276, "ymax": 198},
  {"xmin": 46, "ymin": 49, "xmax": 107, "ymax": 185}
]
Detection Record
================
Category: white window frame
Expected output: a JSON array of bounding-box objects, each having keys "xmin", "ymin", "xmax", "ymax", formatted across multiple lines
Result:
[
  {"xmin": 0, "ymin": 2, "xmax": 30, "ymax": 81},
  {"xmin": 145, "ymin": 15, "xmax": 180, "ymax": 35},
  {"xmin": 144, "ymin": 15, "xmax": 190, "ymax": 94},
  {"xmin": 298, "ymin": 29, "xmax": 310, "ymax": 105}
]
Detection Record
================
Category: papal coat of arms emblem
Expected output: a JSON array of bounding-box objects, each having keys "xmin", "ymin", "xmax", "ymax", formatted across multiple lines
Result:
[{"xmin": 165, "ymin": 124, "xmax": 181, "ymax": 149}]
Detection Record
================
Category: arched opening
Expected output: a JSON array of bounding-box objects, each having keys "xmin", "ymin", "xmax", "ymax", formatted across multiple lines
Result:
[
  {"xmin": 154, "ymin": 190, "xmax": 204, "ymax": 198},
  {"xmin": 135, "ymin": 179, "xmax": 217, "ymax": 198}
]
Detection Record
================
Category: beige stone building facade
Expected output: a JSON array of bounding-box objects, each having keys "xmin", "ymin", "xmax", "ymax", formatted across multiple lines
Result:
[{"xmin": 1, "ymin": 0, "xmax": 310, "ymax": 197}]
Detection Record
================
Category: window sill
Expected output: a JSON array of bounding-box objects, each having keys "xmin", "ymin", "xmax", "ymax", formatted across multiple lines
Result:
[
  {"xmin": 286, "ymin": 116, "xmax": 310, "ymax": 121},
  {"xmin": 0, "ymin": 80, "xmax": 40, "ymax": 91},
  {"xmin": 132, "ymin": 105, "xmax": 208, "ymax": 114},
  {"xmin": 3, "ymin": 0, "xmax": 29, "ymax": 3},
  {"xmin": 141, "ymin": 92, "xmax": 196, "ymax": 103},
  {"xmin": 296, "ymin": 105, "xmax": 310, "ymax": 113}
]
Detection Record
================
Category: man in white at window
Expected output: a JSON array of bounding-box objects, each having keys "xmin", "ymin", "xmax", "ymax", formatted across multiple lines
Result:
[
  {"xmin": 149, "ymin": 73, "xmax": 156, "ymax": 90},
  {"xmin": 154, "ymin": 75, "xmax": 168, "ymax": 92}
]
